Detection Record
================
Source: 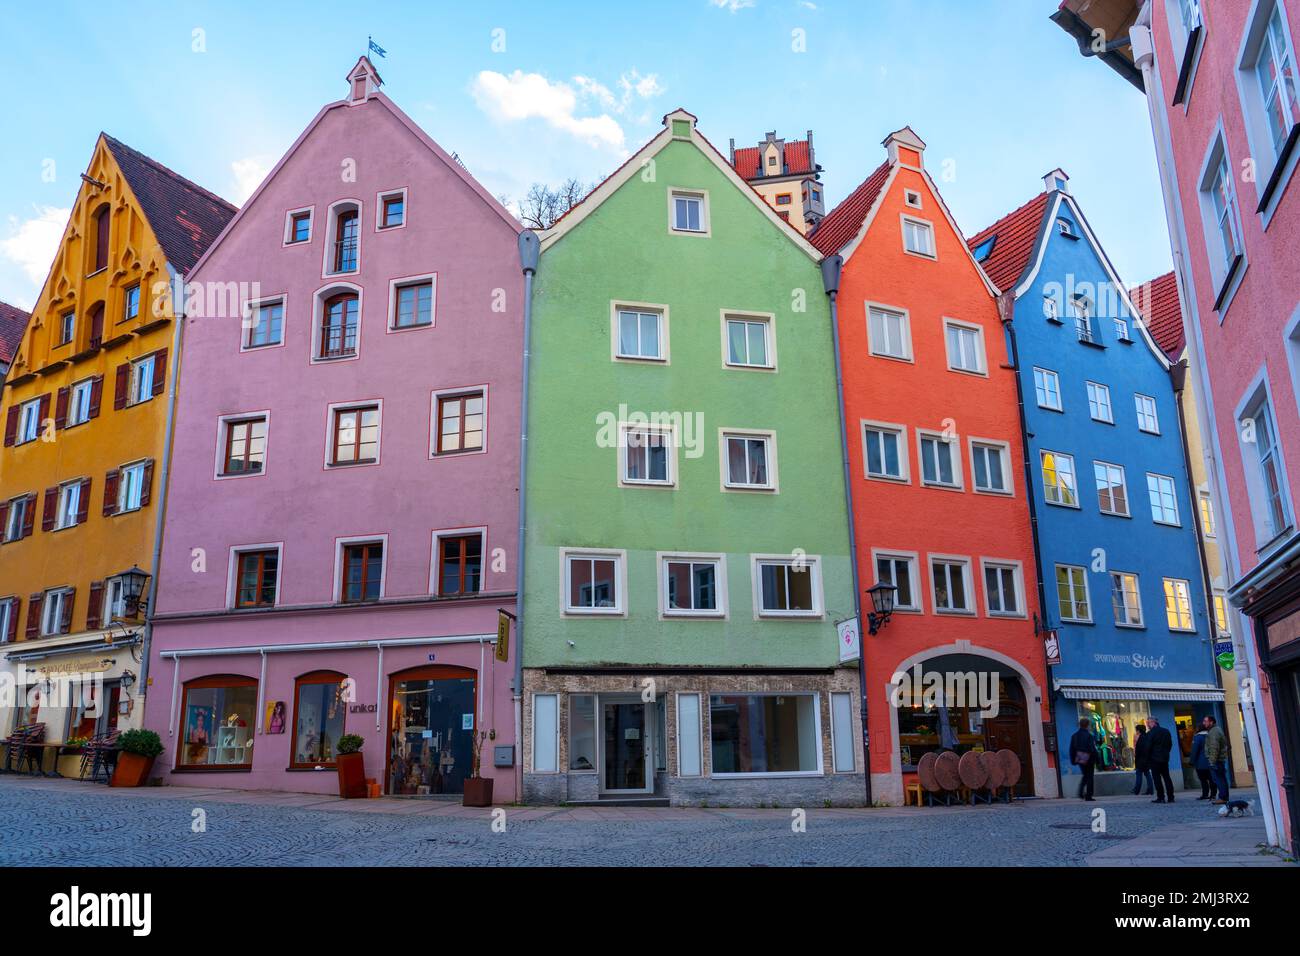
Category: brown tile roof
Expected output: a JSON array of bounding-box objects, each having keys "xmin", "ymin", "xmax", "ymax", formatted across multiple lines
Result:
[
  {"xmin": 103, "ymin": 135, "xmax": 237, "ymax": 274},
  {"xmin": 808, "ymin": 160, "xmax": 890, "ymax": 255},
  {"xmin": 966, "ymin": 191, "xmax": 1052, "ymax": 293},
  {"xmin": 0, "ymin": 300, "xmax": 30, "ymax": 366},
  {"xmin": 1130, "ymin": 270, "xmax": 1183, "ymax": 358}
]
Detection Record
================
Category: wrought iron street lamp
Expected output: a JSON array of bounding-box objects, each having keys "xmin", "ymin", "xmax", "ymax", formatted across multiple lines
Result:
[
  {"xmin": 866, "ymin": 581, "xmax": 898, "ymax": 635},
  {"xmin": 117, "ymin": 565, "xmax": 152, "ymax": 618}
]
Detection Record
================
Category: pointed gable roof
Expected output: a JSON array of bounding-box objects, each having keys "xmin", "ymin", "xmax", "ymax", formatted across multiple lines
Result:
[
  {"xmin": 1130, "ymin": 271, "xmax": 1184, "ymax": 358},
  {"xmin": 102, "ymin": 135, "xmax": 237, "ymax": 275},
  {"xmin": 966, "ymin": 191, "xmax": 1052, "ymax": 293},
  {"xmin": 0, "ymin": 300, "xmax": 30, "ymax": 367},
  {"xmin": 808, "ymin": 160, "xmax": 890, "ymax": 255}
]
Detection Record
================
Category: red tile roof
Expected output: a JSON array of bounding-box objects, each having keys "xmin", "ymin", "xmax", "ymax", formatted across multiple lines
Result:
[
  {"xmin": 809, "ymin": 160, "xmax": 890, "ymax": 255},
  {"xmin": 966, "ymin": 192, "xmax": 1052, "ymax": 293},
  {"xmin": 1130, "ymin": 270, "xmax": 1183, "ymax": 358},
  {"xmin": 103, "ymin": 135, "xmax": 237, "ymax": 274},
  {"xmin": 0, "ymin": 300, "xmax": 30, "ymax": 367},
  {"xmin": 730, "ymin": 139, "xmax": 814, "ymax": 179}
]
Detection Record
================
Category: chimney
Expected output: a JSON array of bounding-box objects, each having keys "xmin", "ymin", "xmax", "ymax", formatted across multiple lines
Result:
[
  {"xmin": 346, "ymin": 56, "xmax": 383, "ymax": 103},
  {"xmin": 1042, "ymin": 168, "xmax": 1071, "ymax": 194},
  {"xmin": 882, "ymin": 126, "xmax": 926, "ymax": 168},
  {"xmin": 729, "ymin": 137, "xmax": 736, "ymax": 165}
]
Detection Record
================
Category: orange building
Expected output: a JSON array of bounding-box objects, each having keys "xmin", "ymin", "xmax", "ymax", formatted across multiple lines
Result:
[
  {"xmin": 0, "ymin": 135, "xmax": 233, "ymax": 767},
  {"xmin": 812, "ymin": 128, "xmax": 1055, "ymax": 804}
]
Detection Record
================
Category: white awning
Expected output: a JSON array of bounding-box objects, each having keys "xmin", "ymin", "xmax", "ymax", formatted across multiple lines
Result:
[{"xmin": 1054, "ymin": 679, "xmax": 1224, "ymax": 703}]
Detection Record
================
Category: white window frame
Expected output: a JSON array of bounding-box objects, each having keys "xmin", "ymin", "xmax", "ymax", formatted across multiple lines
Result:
[
  {"xmin": 560, "ymin": 548, "xmax": 627, "ymax": 617},
  {"xmin": 66, "ymin": 378, "xmax": 94, "ymax": 428},
  {"xmin": 871, "ymin": 549, "xmax": 922, "ymax": 613},
  {"xmin": 1056, "ymin": 563, "xmax": 1092, "ymax": 623},
  {"xmin": 658, "ymin": 552, "xmax": 727, "ymax": 619},
  {"xmin": 667, "ymin": 188, "xmax": 710, "ymax": 236},
  {"xmin": 751, "ymin": 553, "xmax": 824, "ymax": 619},
  {"xmin": 54, "ymin": 480, "xmax": 82, "ymax": 531},
  {"xmin": 1111, "ymin": 571, "xmax": 1145, "ymax": 628},
  {"xmin": 1146, "ymin": 472, "xmax": 1182, "ymax": 526},
  {"xmin": 611, "ymin": 301, "xmax": 669, "ymax": 363},
  {"xmin": 387, "ymin": 272, "xmax": 437, "ymax": 332},
  {"xmin": 282, "ymin": 204, "xmax": 314, "ymax": 246},
  {"xmin": 310, "ymin": 282, "xmax": 364, "ymax": 364},
  {"xmin": 1236, "ymin": 376, "xmax": 1294, "ymax": 547},
  {"xmin": 1236, "ymin": 0, "xmax": 1300, "ymax": 222},
  {"xmin": 980, "ymin": 558, "xmax": 1026, "ymax": 619},
  {"xmin": 943, "ymin": 318, "xmax": 987, "ymax": 375},
  {"xmin": 968, "ymin": 438, "xmax": 1013, "ymax": 496},
  {"xmin": 619, "ymin": 423, "xmax": 677, "ymax": 488},
  {"xmin": 904, "ymin": 189, "xmax": 923, "ymax": 209},
  {"xmin": 1033, "ymin": 367, "xmax": 1062, "ymax": 411},
  {"xmin": 900, "ymin": 214, "xmax": 936, "ymax": 259},
  {"xmin": 226, "ymin": 542, "xmax": 285, "ymax": 609},
  {"xmin": 1071, "ymin": 295, "xmax": 1095, "ymax": 343},
  {"xmin": 117, "ymin": 460, "xmax": 147, "ymax": 513},
  {"xmin": 1163, "ymin": 577, "xmax": 1197, "ymax": 632},
  {"xmin": 41, "ymin": 587, "xmax": 72, "ymax": 636},
  {"xmin": 917, "ymin": 430, "xmax": 963, "ymax": 490},
  {"xmin": 17, "ymin": 398, "xmax": 41, "ymax": 443},
  {"xmin": 128, "ymin": 354, "xmax": 155, "ymax": 406},
  {"xmin": 0, "ymin": 598, "xmax": 15, "ymax": 643},
  {"xmin": 719, "ymin": 428, "xmax": 778, "ymax": 493},
  {"xmin": 1094, "ymin": 460, "xmax": 1131, "ymax": 517},
  {"xmin": 1199, "ymin": 490, "xmax": 1217, "ymax": 537},
  {"xmin": 721, "ymin": 310, "xmax": 775, "ymax": 371},
  {"xmin": 3, "ymin": 496, "xmax": 26, "ymax": 542},
  {"xmin": 1196, "ymin": 131, "xmax": 1247, "ymax": 311},
  {"xmin": 1041, "ymin": 450, "xmax": 1079, "ymax": 509},
  {"xmin": 862, "ymin": 420, "xmax": 909, "ymax": 483},
  {"xmin": 320, "ymin": 198, "xmax": 363, "ymax": 279},
  {"xmin": 866, "ymin": 303, "xmax": 913, "ymax": 361},
  {"xmin": 929, "ymin": 555, "xmax": 975, "ymax": 615},
  {"xmin": 1086, "ymin": 381, "xmax": 1114, "ymax": 423},
  {"xmin": 375, "ymin": 186, "xmax": 409, "ymax": 232},
  {"xmin": 1043, "ymin": 295, "xmax": 1060, "ymax": 322},
  {"xmin": 1135, "ymin": 393, "xmax": 1161, "ymax": 434}
]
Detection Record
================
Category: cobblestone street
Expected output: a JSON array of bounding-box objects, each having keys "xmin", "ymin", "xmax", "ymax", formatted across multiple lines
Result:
[{"xmin": 0, "ymin": 777, "xmax": 1290, "ymax": 867}]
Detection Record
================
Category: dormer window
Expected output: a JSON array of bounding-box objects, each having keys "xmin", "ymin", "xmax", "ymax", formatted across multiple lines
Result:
[{"xmin": 1057, "ymin": 218, "xmax": 1078, "ymax": 238}]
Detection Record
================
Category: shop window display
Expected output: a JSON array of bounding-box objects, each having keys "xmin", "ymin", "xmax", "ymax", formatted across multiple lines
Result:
[
  {"xmin": 180, "ymin": 677, "xmax": 257, "ymax": 768},
  {"xmin": 569, "ymin": 695, "xmax": 596, "ymax": 771},
  {"xmin": 292, "ymin": 673, "xmax": 347, "ymax": 767},
  {"xmin": 709, "ymin": 694, "xmax": 818, "ymax": 774},
  {"xmin": 1074, "ymin": 699, "xmax": 1149, "ymax": 772},
  {"xmin": 388, "ymin": 671, "xmax": 476, "ymax": 795},
  {"xmin": 897, "ymin": 698, "xmax": 987, "ymax": 769}
]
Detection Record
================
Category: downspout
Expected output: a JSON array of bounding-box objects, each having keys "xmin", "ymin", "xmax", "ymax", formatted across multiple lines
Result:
[
  {"xmin": 1130, "ymin": 13, "xmax": 1282, "ymax": 845},
  {"xmin": 821, "ymin": 255, "xmax": 871, "ymax": 806},
  {"xmin": 137, "ymin": 265, "xmax": 186, "ymax": 703},
  {"xmin": 514, "ymin": 230, "xmax": 540, "ymax": 803},
  {"xmin": 999, "ymin": 292, "xmax": 1062, "ymax": 799}
]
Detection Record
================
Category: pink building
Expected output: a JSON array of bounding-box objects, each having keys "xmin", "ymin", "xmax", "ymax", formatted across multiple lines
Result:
[
  {"xmin": 1056, "ymin": 0, "xmax": 1300, "ymax": 850},
  {"xmin": 142, "ymin": 58, "xmax": 524, "ymax": 801}
]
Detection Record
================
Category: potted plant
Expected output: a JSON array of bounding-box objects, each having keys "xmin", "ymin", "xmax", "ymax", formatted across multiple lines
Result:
[
  {"xmin": 462, "ymin": 731, "xmax": 493, "ymax": 807},
  {"xmin": 336, "ymin": 734, "xmax": 367, "ymax": 799},
  {"xmin": 110, "ymin": 729, "xmax": 163, "ymax": 787}
]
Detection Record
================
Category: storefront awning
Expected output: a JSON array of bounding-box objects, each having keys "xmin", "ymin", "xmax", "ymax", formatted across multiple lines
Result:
[
  {"xmin": 1054, "ymin": 679, "xmax": 1224, "ymax": 703},
  {"xmin": 4, "ymin": 630, "xmax": 141, "ymax": 664}
]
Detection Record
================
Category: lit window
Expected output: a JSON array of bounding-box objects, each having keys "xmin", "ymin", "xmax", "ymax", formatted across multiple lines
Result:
[
  {"xmin": 1163, "ymin": 578, "xmax": 1195, "ymax": 631},
  {"xmin": 1056, "ymin": 565, "xmax": 1091, "ymax": 622},
  {"xmin": 291, "ymin": 673, "xmax": 346, "ymax": 767},
  {"xmin": 1213, "ymin": 593, "xmax": 1231, "ymax": 635},
  {"xmin": 178, "ymin": 677, "xmax": 257, "ymax": 768},
  {"xmin": 1111, "ymin": 572, "xmax": 1143, "ymax": 627},
  {"xmin": 1199, "ymin": 491, "xmax": 1217, "ymax": 536},
  {"xmin": 1042, "ymin": 451, "xmax": 1078, "ymax": 507}
]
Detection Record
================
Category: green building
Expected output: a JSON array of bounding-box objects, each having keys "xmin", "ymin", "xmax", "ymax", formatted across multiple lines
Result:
[{"xmin": 520, "ymin": 110, "xmax": 863, "ymax": 806}]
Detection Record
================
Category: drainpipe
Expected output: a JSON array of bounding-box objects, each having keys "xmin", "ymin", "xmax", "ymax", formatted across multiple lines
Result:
[
  {"xmin": 136, "ymin": 265, "xmax": 186, "ymax": 707},
  {"xmin": 821, "ymin": 255, "xmax": 871, "ymax": 806},
  {"xmin": 514, "ymin": 230, "xmax": 540, "ymax": 804},
  {"xmin": 1130, "ymin": 11, "xmax": 1281, "ymax": 845},
  {"xmin": 999, "ymin": 293, "xmax": 1063, "ymax": 799}
]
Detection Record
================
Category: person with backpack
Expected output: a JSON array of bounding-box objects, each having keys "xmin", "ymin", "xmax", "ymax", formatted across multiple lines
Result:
[{"xmin": 1070, "ymin": 718, "xmax": 1099, "ymax": 801}]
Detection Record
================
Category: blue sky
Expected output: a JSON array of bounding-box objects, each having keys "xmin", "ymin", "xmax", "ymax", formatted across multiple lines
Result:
[{"xmin": 0, "ymin": 0, "xmax": 1172, "ymax": 310}]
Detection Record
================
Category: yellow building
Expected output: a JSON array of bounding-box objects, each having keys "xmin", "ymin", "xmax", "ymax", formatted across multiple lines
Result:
[
  {"xmin": 1133, "ymin": 272, "xmax": 1255, "ymax": 788},
  {"xmin": 0, "ymin": 135, "xmax": 233, "ymax": 768},
  {"xmin": 727, "ymin": 131, "xmax": 826, "ymax": 235}
]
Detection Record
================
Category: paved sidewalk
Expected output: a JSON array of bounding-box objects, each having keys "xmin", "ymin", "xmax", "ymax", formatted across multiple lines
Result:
[{"xmin": 1086, "ymin": 815, "xmax": 1292, "ymax": 867}]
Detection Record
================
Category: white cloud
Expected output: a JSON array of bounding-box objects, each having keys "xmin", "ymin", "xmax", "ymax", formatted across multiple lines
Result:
[
  {"xmin": 231, "ymin": 156, "xmax": 274, "ymax": 204},
  {"xmin": 471, "ymin": 68, "xmax": 666, "ymax": 152},
  {"xmin": 711, "ymin": 0, "xmax": 756, "ymax": 11},
  {"xmin": 0, "ymin": 205, "xmax": 68, "ymax": 299}
]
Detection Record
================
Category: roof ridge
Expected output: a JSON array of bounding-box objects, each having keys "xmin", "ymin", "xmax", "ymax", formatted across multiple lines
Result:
[
  {"xmin": 967, "ymin": 189, "xmax": 1048, "ymax": 244},
  {"xmin": 102, "ymin": 133, "xmax": 237, "ymax": 213}
]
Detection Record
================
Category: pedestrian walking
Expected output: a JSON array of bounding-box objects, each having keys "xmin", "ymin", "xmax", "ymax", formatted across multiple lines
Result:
[
  {"xmin": 1070, "ymin": 718, "xmax": 1098, "ymax": 801},
  {"xmin": 1202, "ymin": 715, "xmax": 1230, "ymax": 805},
  {"xmin": 1146, "ymin": 717, "xmax": 1176, "ymax": 803},
  {"xmin": 1132, "ymin": 723, "xmax": 1154, "ymax": 796},
  {"xmin": 1190, "ymin": 725, "xmax": 1214, "ymax": 799}
]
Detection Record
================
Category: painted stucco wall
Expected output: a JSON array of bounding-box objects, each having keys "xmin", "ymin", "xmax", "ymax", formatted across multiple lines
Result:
[{"xmin": 523, "ymin": 131, "xmax": 854, "ymax": 670}]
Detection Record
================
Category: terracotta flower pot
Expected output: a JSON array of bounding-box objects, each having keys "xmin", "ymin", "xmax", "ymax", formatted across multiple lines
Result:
[
  {"xmin": 110, "ymin": 752, "xmax": 155, "ymax": 788},
  {"xmin": 463, "ymin": 776, "xmax": 494, "ymax": 807},
  {"xmin": 336, "ymin": 751, "xmax": 367, "ymax": 799}
]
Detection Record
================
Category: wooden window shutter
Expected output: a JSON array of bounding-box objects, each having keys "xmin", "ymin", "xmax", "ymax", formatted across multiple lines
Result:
[
  {"xmin": 86, "ymin": 581, "xmax": 105, "ymax": 630},
  {"xmin": 76, "ymin": 477, "xmax": 91, "ymax": 525},
  {"xmin": 151, "ymin": 349, "xmax": 167, "ymax": 396},
  {"xmin": 88, "ymin": 375, "xmax": 104, "ymax": 419},
  {"xmin": 59, "ymin": 588, "xmax": 74, "ymax": 633},
  {"xmin": 20, "ymin": 494, "xmax": 35, "ymax": 538},
  {"xmin": 25, "ymin": 593, "xmax": 42, "ymax": 639},
  {"xmin": 103, "ymin": 469, "xmax": 120, "ymax": 516},
  {"xmin": 0, "ymin": 499, "xmax": 8, "ymax": 533},
  {"xmin": 54, "ymin": 387, "xmax": 69, "ymax": 430},
  {"xmin": 37, "ymin": 393, "xmax": 51, "ymax": 430},
  {"xmin": 113, "ymin": 363, "xmax": 130, "ymax": 409},
  {"xmin": 3, "ymin": 405, "xmax": 18, "ymax": 446},
  {"xmin": 94, "ymin": 206, "xmax": 110, "ymax": 272},
  {"xmin": 41, "ymin": 487, "xmax": 58, "ymax": 532},
  {"xmin": 5, "ymin": 599, "xmax": 17, "ymax": 642},
  {"xmin": 88, "ymin": 303, "xmax": 104, "ymax": 349},
  {"xmin": 140, "ymin": 459, "xmax": 155, "ymax": 506}
]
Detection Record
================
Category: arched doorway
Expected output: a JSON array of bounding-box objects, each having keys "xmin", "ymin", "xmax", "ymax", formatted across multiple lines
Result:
[{"xmin": 386, "ymin": 665, "xmax": 478, "ymax": 796}]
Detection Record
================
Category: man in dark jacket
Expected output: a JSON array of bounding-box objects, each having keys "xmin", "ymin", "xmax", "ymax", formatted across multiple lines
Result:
[
  {"xmin": 1069, "ymin": 718, "xmax": 1099, "ymax": 801},
  {"xmin": 1132, "ymin": 723, "xmax": 1154, "ymax": 795},
  {"xmin": 1203, "ymin": 715, "xmax": 1230, "ymax": 804},
  {"xmin": 1146, "ymin": 717, "xmax": 1176, "ymax": 803}
]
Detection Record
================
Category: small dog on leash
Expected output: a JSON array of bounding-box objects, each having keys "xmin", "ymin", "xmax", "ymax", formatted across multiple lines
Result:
[{"xmin": 1217, "ymin": 799, "xmax": 1254, "ymax": 818}]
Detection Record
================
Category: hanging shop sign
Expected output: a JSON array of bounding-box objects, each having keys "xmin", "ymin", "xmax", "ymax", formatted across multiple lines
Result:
[
  {"xmin": 836, "ymin": 618, "xmax": 861, "ymax": 663},
  {"xmin": 1043, "ymin": 628, "xmax": 1062, "ymax": 667},
  {"xmin": 1214, "ymin": 640, "xmax": 1235, "ymax": 671},
  {"xmin": 496, "ymin": 609, "xmax": 513, "ymax": 663}
]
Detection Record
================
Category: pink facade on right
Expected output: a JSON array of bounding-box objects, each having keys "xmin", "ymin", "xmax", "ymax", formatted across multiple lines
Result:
[{"xmin": 1055, "ymin": 0, "xmax": 1300, "ymax": 851}]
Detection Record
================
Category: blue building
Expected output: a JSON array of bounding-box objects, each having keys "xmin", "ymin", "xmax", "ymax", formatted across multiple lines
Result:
[{"xmin": 970, "ymin": 170, "xmax": 1222, "ymax": 796}]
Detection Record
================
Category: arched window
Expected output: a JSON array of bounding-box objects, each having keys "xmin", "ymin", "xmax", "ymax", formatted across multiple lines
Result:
[
  {"xmin": 92, "ymin": 204, "xmax": 110, "ymax": 273},
  {"xmin": 291, "ymin": 671, "xmax": 348, "ymax": 768},
  {"xmin": 320, "ymin": 292, "xmax": 359, "ymax": 358},
  {"xmin": 178, "ymin": 674, "xmax": 257, "ymax": 769},
  {"xmin": 333, "ymin": 208, "xmax": 359, "ymax": 273},
  {"xmin": 86, "ymin": 301, "xmax": 105, "ymax": 349}
]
